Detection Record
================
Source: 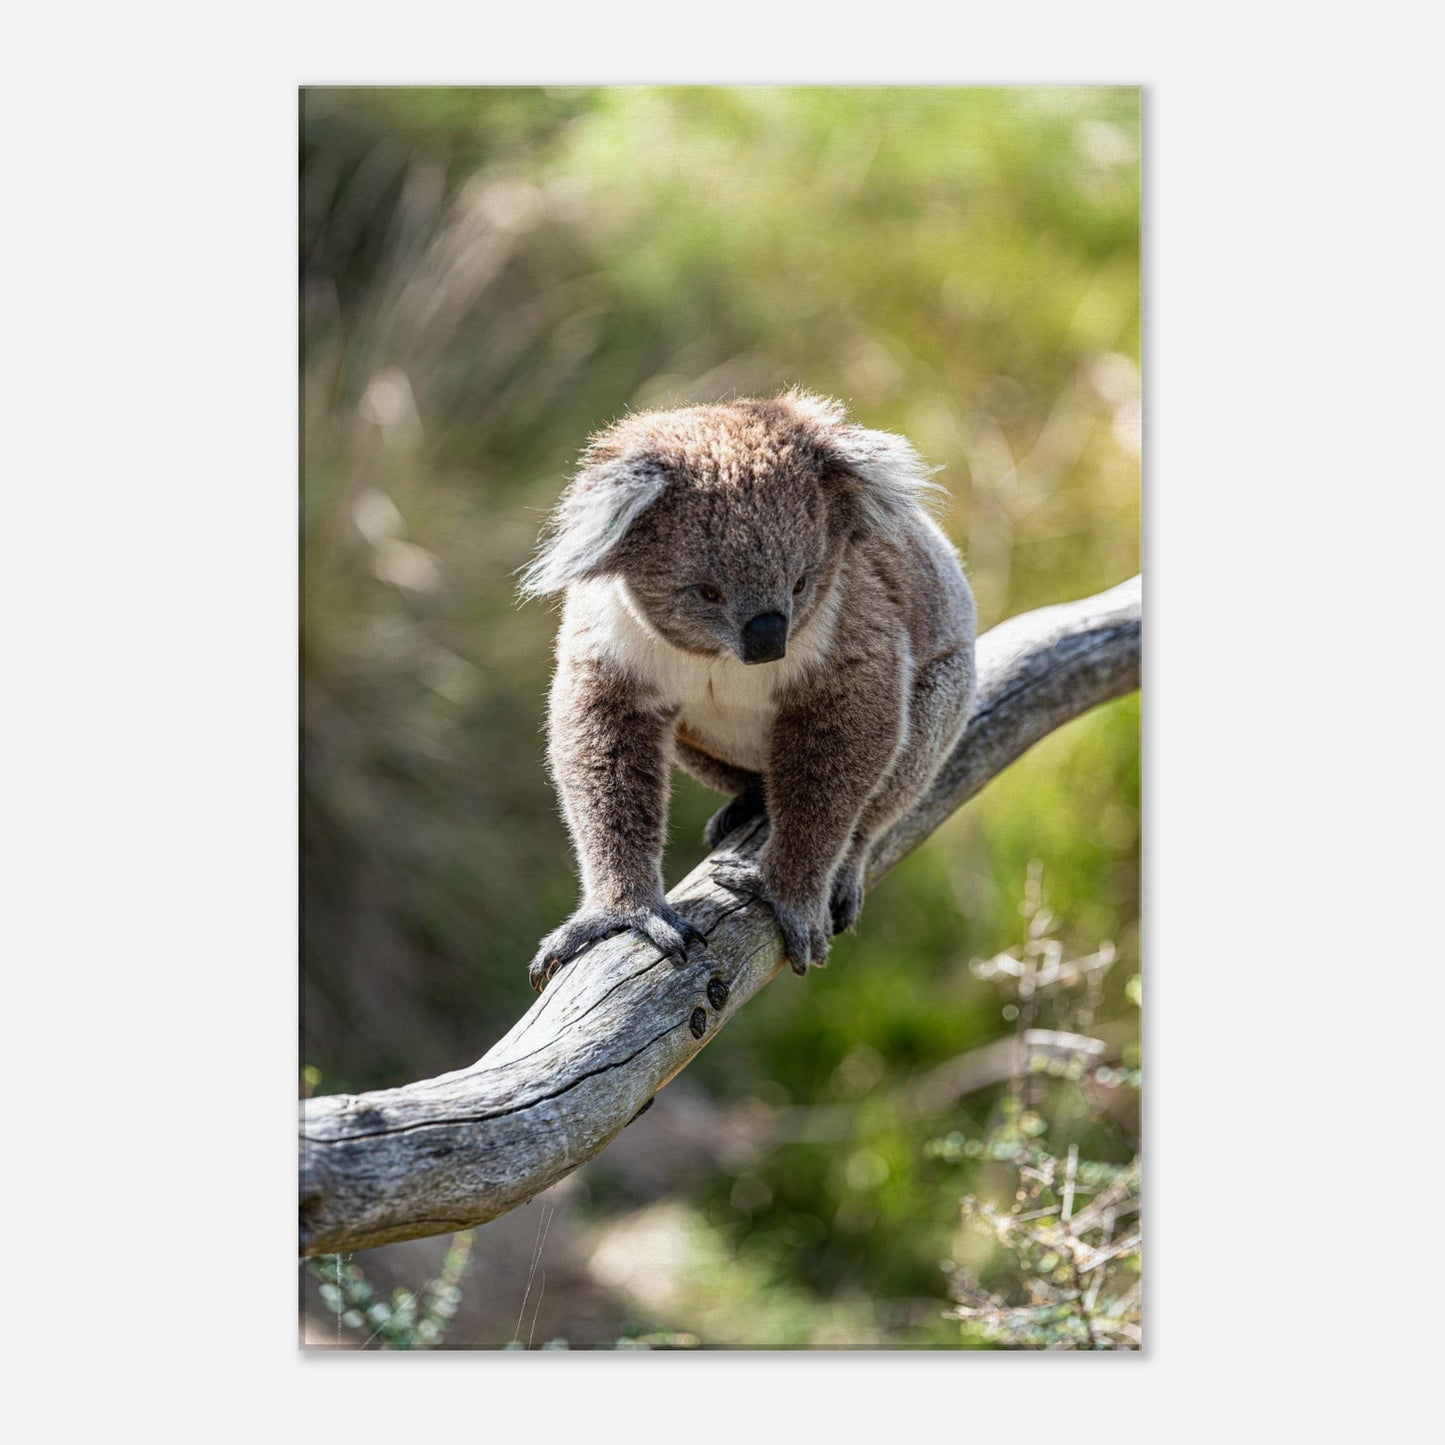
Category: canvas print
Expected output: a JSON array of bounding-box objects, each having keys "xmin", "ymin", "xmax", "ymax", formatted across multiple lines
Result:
[{"xmin": 300, "ymin": 85, "xmax": 1141, "ymax": 1350}]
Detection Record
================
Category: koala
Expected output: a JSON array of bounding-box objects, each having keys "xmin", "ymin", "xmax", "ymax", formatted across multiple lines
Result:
[{"xmin": 519, "ymin": 389, "xmax": 977, "ymax": 992}]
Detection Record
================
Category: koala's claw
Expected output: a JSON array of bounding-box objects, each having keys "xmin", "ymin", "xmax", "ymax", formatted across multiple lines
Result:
[
  {"xmin": 776, "ymin": 906, "xmax": 831, "ymax": 975},
  {"xmin": 704, "ymin": 786, "xmax": 767, "ymax": 850},
  {"xmin": 528, "ymin": 902, "xmax": 705, "ymax": 991},
  {"xmin": 710, "ymin": 855, "xmax": 764, "ymax": 898},
  {"xmin": 829, "ymin": 871, "xmax": 865, "ymax": 936},
  {"xmin": 642, "ymin": 911, "xmax": 706, "ymax": 961},
  {"xmin": 711, "ymin": 858, "xmax": 830, "ymax": 974},
  {"xmin": 529, "ymin": 912, "xmax": 621, "ymax": 991}
]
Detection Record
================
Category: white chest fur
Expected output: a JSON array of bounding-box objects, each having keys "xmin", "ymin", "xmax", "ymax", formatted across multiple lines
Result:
[{"xmin": 563, "ymin": 577, "xmax": 839, "ymax": 772}]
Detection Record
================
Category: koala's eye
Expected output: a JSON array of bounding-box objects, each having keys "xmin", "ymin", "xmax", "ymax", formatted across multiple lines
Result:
[
  {"xmin": 697, "ymin": 584, "xmax": 725, "ymax": 604},
  {"xmin": 792, "ymin": 574, "xmax": 808, "ymax": 596}
]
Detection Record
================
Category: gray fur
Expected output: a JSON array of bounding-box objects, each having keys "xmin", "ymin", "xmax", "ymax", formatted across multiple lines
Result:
[
  {"xmin": 825, "ymin": 435, "xmax": 948, "ymax": 538},
  {"xmin": 522, "ymin": 390, "xmax": 977, "ymax": 990}
]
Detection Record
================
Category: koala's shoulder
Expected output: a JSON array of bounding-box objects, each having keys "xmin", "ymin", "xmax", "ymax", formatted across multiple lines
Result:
[{"xmin": 841, "ymin": 511, "xmax": 975, "ymax": 651}]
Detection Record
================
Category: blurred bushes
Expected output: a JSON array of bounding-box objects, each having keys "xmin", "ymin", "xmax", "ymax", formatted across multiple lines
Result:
[{"xmin": 301, "ymin": 86, "xmax": 1139, "ymax": 1345}]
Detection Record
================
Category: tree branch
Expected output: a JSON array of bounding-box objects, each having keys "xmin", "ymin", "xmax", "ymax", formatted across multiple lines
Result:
[{"xmin": 300, "ymin": 575, "xmax": 1140, "ymax": 1257}]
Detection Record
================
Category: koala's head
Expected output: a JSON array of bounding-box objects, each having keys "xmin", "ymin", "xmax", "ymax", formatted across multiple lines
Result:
[{"xmin": 520, "ymin": 390, "xmax": 943, "ymax": 664}]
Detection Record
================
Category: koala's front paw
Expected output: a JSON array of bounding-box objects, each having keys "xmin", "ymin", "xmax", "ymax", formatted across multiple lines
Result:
[
  {"xmin": 703, "ymin": 786, "xmax": 767, "ymax": 850},
  {"xmin": 711, "ymin": 858, "xmax": 830, "ymax": 976},
  {"xmin": 529, "ymin": 902, "xmax": 706, "ymax": 991}
]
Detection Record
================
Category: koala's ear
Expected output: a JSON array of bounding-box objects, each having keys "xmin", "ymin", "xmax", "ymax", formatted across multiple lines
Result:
[
  {"xmin": 826, "ymin": 426, "xmax": 947, "ymax": 538},
  {"xmin": 777, "ymin": 388, "xmax": 945, "ymax": 538},
  {"xmin": 518, "ymin": 457, "xmax": 667, "ymax": 598}
]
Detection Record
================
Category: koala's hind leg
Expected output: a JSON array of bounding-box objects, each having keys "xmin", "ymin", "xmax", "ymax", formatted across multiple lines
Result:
[
  {"xmin": 704, "ymin": 785, "xmax": 767, "ymax": 849},
  {"xmin": 828, "ymin": 648, "xmax": 976, "ymax": 934},
  {"xmin": 674, "ymin": 736, "xmax": 768, "ymax": 847}
]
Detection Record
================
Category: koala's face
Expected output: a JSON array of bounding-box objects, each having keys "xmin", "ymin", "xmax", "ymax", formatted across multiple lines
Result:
[
  {"xmin": 521, "ymin": 390, "xmax": 941, "ymax": 656},
  {"xmin": 612, "ymin": 456, "xmax": 843, "ymax": 664}
]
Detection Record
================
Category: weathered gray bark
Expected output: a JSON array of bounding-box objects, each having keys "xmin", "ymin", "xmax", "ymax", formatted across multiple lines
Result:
[{"xmin": 300, "ymin": 575, "xmax": 1141, "ymax": 1257}]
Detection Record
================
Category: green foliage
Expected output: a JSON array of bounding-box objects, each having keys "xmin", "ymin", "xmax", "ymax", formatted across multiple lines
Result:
[
  {"xmin": 932, "ymin": 867, "xmax": 1141, "ymax": 1349},
  {"xmin": 508, "ymin": 1330, "xmax": 701, "ymax": 1352},
  {"xmin": 308, "ymin": 1230, "xmax": 473, "ymax": 1350}
]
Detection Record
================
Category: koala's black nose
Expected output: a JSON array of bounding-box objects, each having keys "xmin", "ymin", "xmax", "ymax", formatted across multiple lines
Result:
[{"xmin": 740, "ymin": 611, "xmax": 788, "ymax": 664}]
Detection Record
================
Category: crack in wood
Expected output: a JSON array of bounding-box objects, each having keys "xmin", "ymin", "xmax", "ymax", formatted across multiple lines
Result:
[{"xmin": 304, "ymin": 1018, "xmax": 685, "ymax": 1144}]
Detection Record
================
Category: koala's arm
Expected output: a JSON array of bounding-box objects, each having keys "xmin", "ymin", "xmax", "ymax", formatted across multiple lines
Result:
[
  {"xmin": 529, "ymin": 648, "xmax": 703, "ymax": 990},
  {"xmin": 714, "ymin": 644, "xmax": 905, "ymax": 974}
]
